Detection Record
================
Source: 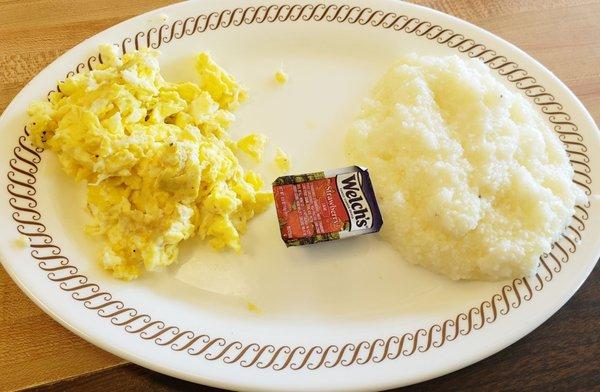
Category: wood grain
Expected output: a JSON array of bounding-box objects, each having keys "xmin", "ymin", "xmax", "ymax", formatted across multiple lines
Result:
[{"xmin": 1, "ymin": 0, "xmax": 598, "ymax": 391}]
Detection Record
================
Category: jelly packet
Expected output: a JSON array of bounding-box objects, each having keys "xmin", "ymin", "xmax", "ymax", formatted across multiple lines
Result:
[{"xmin": 272, "ymin": 166, "xmax": 383, "ymax": 246}]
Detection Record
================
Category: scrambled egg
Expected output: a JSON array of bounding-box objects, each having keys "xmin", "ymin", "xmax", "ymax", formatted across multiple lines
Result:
[
  {"xmin": 27, "ymin": 44, "xmax": 272, "ymax": 280},
  {"xmin": 11, "ymin": 235, "xmax": 29, "ymax": 249},
  {"xmin": 274, "ymin": 147, "xmax": 291, "ymax": 172},
  {"xmin": 246, "ymin": 301, "xmax": 261, "ymax": 314},
  {"xmin": 274, "ymin": 68, "xmax": 288, "ymax": 85},
  {"xmin": 237, "ymin": 133, "xmax": 267, "ymax": 162}
]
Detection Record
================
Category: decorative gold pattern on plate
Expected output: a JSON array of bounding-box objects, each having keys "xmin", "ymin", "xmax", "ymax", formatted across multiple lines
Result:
[{"xmin": 6, "ymin": 3, "xmax": 592, "ymax": 370}]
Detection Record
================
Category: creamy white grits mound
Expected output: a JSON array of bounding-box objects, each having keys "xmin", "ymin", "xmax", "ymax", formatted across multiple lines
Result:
[{"xmin": 346, "ymin": 54, "xmax": 586, "ymax": 281}]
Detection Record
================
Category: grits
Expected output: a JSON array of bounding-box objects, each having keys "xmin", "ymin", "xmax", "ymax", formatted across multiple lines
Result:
[{"xmin": 346, "ymin": 54, "xmax": 586, "ymax": 280}]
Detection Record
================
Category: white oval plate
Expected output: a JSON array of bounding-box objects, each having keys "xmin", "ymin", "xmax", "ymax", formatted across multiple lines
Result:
[{"xmin": 1, "ymin": 0, "xmax": 598, "ymax": 390}]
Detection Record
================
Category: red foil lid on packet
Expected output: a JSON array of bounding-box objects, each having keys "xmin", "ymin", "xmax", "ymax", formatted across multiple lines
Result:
[{"xmin": 272, "ymin": 166, "xmax": 383, "ymax": 246}]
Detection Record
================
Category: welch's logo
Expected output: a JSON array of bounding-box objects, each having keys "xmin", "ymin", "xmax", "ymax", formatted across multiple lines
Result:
[{"xmin": 336, "ymin": 172, "xmax": 373, "ymax": 230}]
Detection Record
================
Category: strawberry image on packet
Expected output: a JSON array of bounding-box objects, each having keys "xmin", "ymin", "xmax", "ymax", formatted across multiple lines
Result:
[{"xmin": 272, "ymin": 166, "xmax": 383, "ymax": 246}]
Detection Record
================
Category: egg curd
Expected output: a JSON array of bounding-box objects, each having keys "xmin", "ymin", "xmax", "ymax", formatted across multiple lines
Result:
[
  {"xmin": 274, "ymin": 147, "xmax": 291, "ymax": 172},
  {"xmin": 27, "ymin": 45, "xmax": 272, "ymax": 280},
  {"xmin": 274, "ymin": 69, "xmax": 288, "ymax": 85}
]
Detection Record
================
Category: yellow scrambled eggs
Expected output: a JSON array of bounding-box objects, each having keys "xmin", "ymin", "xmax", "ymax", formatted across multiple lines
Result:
[
  {"xmin": 274, "ymin": 147, "xmax": 291, "ymax": 172},
  {"xmin": 27, "ymin": 45, "xmax": 272, "ymax": 280},
  {"xmin": 237, "ymin": 133, "xmax": 267, "ymax": 162},
  {"xmin": 274, "ymin": 69, "xmax": 288, "ymax": 85}
]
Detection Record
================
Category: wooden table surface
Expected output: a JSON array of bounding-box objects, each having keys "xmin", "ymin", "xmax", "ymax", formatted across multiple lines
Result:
[{"xmin": 1, "ymin": 0, "xmax": 599, "ymax": 390}]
